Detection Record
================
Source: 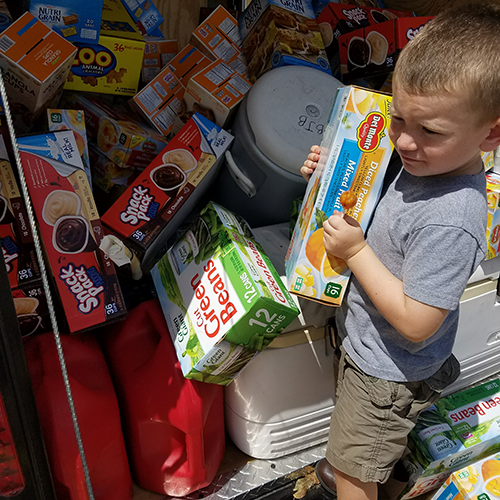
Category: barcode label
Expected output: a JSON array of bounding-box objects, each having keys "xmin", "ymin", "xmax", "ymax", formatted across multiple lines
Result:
[{"xmin": 0, "ymin": 35, "xmax": 14, "ymax": 52}]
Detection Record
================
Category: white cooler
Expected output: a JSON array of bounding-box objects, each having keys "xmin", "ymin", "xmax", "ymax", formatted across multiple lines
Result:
[{"xmin": 212, "ymin": 66, "xmax": 342, "ymax": 227}]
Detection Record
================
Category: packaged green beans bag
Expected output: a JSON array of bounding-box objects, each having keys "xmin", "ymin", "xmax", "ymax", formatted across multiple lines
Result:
[{"xmin": 151, "ymin": 202, "xmax": 300, "ymax": 385}]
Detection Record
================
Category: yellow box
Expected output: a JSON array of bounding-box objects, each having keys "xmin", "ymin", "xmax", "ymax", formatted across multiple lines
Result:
[
  {"xmin": 486, "ymin": 172, "xmax": 500, "ymax": 260},
  {"xmin": 285, "ymin": 86, "xmax": 393, "ymax": 306},
  {"xmin": 64, "ymin": 0, "xmax": 145, "ymax": 96}
]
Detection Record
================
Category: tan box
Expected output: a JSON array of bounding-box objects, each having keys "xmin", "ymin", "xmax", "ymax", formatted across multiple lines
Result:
[
  {"xmin": 167, "ymin": 43, "xmax": 211, "ymax": 87},
  {"xmin": 142, "ymin": 38, "xmax": 179, "ymax": 83}
]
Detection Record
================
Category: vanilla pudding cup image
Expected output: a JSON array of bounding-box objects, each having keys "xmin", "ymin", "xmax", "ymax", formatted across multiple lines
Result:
[
  {"xmin": 52, "ymin": 215, "xmax": 97, "ymax": 254},
  {"xmin": 367, "ymin": 31, "xmax": 388, "ymax": 65},
  {"xmin": 162, "ymin": 149, "xmax": 197, "ymax": 174},
  {"xmin": 318, "ymin": 22, "xmax": 333, "ymax": 47},
  {"xmin": 150, "ymin": 163, "xmax": 187, "ymax": 198},
  {"xmin": 14, "ymin": 297, "xmax": 39, "ymax": 315},
  {"xmin": 42, "ymin": 190, "xmax": 81, "ymax": 226},
  {"xmin": 348, "ymin": 36, "xmax": 371, "ymax": 68}
]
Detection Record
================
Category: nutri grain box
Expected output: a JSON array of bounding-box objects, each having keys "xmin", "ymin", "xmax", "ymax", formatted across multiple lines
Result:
[
  {"xmin": 151, "ymin": 202, "xmax": 300, "ymax": 385},
  {"xmin": 17, "ymin": 130, "xmax": 126, "ymax": 333},
  {"xmin": 101, "ymin": 113, "xmax": 234, "ymax": 267},
  {"xmin": 285, "ymin": 86, "xmax": 393, "ymax": 306}
]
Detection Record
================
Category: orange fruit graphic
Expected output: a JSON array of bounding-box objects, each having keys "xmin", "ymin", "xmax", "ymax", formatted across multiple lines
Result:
[{"xmin": 305, "ymin": 228, "xmax": 347, "ymax": 276}]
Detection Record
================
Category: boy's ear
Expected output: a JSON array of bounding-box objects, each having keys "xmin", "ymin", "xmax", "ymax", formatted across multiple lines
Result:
[{"xmin": 480, "ymin": 117, "xmax": 500, "ymax": 151}]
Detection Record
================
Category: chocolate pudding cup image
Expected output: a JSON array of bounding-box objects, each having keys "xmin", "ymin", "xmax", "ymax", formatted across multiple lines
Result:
[
  {"xmin": 150, "ymin": 163, "xmax": 187, "ymax": 197},
  {"xmin": 18, "ymin": 313, "xmax": 42, "ymax": 338},
  {"xmin": 53, "ymin": 215, "xmax": 98, "ymax": 254},
  {"xmin": 162, "ymin": 149, "xmax": 197, "ymax": 173},
  {"xmin": 0, "ymin": 194, "xmax": 14, "ymax": 224},
  {"xmin": 348, "ymin": 36, "xmax": 371, "ymax": 68},
  {"xmin": 370, "ymin": 10, "xmax": 389, "ymax": 23}
]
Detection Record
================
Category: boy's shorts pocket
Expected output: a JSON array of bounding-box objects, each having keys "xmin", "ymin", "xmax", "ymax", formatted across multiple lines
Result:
[{"xmin": 364, "ymin": 374, "xmax": 398, "ymax": 407}]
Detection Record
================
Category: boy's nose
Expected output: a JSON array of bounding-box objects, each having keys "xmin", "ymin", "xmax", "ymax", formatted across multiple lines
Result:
[{"xmin": 396, "ymin": 132, "xmax": 418, "ymax": 152}]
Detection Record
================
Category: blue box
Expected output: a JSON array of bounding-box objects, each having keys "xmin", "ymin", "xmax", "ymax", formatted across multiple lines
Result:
[
  {"xmin": 119, "ymin": 0, "xmax": 163, "ymax": 36},
  {"xmin": 29, "ymin": 0, "xmax": 103, "ymax": 44}
]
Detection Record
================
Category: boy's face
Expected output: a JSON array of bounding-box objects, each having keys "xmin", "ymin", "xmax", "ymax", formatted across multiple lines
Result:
[{"xmin": 389, "ymin": 87, "xmax": 492, "ymax": 177}]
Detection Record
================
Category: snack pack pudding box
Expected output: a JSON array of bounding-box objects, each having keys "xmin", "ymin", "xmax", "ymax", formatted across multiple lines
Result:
[
  {"xmin": 339, "ymin": 16, "xmax": 434, "ymax": 82},
  {"xmin": 101, "ymin": 113, "xmax": 234, "ymax": 263},
  {"xmin": 401, "ymin": 379, "xmax": 500, "ymax": 499},
  {"xmin": 17, "ymin": 130, "xmax": 126, "ymax": 333},
  {"xmin": 151, "ymin": 202, "xmax": 300, "ymax": 385},
  {"xmin": 285, "ymin": 85, "xmax": 393, "ymax": 306}
]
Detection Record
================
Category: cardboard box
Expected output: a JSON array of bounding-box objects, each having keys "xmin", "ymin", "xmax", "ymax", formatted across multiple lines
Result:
[
  {"xmin": 131, "ymin": 64, "xmax": 185, "ymax": 136},
  {"xmin": 430, "ymin": 452, "xmax": 500, "ymax": 499},
  {"xmin": 64, "ymin": 0, "xmax": 145, "ymax": 96},
  {"xmin": 486, "ymin": 172, "xmax": 500, "ymax": 260},
  {"xmin": 101, "ymin": 113, "xmax": 234, "ymax": 264},
  {"xmin": 29, "ymin": 0, "xmax": 103, "ymax": 44},
  {"xmin": 317, "ymin": 3, "xmax": 413, "ymax": 77},
  {"xmin": 0, "ymin": 135, "xmax": 40, "ymax": 290},
  {"xmin": 62, "ymin": 92, "xmax": 167, "ymax": 169},
  {"xmin": 47, "ymin": 108, "xmax": 91, "ymax": 188},
  {"xmin": 402, "ymin": 379, "xmax": 500, "ymax": 499},
  {"xmin": 285, "ymin": 86, "xmax": 393, "ymax": 306},
  {"xmin": 175, "ymin": 58, "xmax": 252, "ymax": 131},
  {"xmin": 167, "ymin": 43, "xmax": 211, "ymax": 87},
  {"xmin": 239, "ymin": 0, "xmax": 331, "ymax": 83},
  {"xmin": 142, "ymin": 37, "xmax": 178, "ymax": 82},
  {"xmin": 151, "ymin": 201, "xmax": 300, "ymax": 385},
  {"xmin": 0, "ymin": 12, "xmax": 77, "ymax": 126},
  {"xmin": 17, "ymin": 130, "xmax": 126, "ymax": 333},
  {"xmin": 191, "ymin": 5, "xmax": 248, "ymax": 77},
  {"xmin": 119, "ymin": 0, "xmax": 163, "ymax": 36},
  {"xmin": 339, "ymin": 16, "xmax": 434, "ymax": 82},
  {"xmin": 12, "ymin": 279, "xmax": 50, "ymax": 338}
]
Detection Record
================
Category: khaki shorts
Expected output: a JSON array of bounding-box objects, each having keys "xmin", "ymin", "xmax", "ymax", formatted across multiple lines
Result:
[{"xmin": 325, "ymin": 346, "xmax": 459, "ymax": 484}]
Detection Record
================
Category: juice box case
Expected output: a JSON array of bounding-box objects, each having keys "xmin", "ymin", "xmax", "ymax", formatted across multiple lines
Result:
[
  {"xmin": 17, "ymin": 130, "xmax": 126, "ymax": 333},
  {"xmin": 47, "ymin": 109, "xmax": 91, "ymax": 188},
  {"xmin": 402, "ymin": 379, "xmax": 500, "ymax": 499},
  {"xmin": 29, "ymin": 0, "xmax": 104, "ymax": 44},
  {"xmin": 151, "ymin": 201, "xmax": 300, "ymax": 385},
  {"xmin": 167, "ymin": 44, "xmax": 211, "ymax": 87},
  {"xmin": 64, "ymin": 0, "xmax": 145, "ymax": 96},
  {"xmin": 62, "ymin": 92, "xmax": 167, "ymax": 169},
  {"xmin": 285, "ymin": 86, "xmax": 393, "ymax": 306},
  {"xmin": 0, "ymin": 135, "xmax": 40, "ymax": 290},
  {"xmin": 101, "ymin": 113, "xmax": 234, "ymax": 258},
  {"xmin": 142, "ymin": 38, "xmax": 179, "ymax": 82}
]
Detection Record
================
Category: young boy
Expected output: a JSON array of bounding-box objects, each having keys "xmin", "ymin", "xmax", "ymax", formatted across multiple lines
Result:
[{"xmin": 301, "ymin": 4, "xmax": 500, "ymax": 500}]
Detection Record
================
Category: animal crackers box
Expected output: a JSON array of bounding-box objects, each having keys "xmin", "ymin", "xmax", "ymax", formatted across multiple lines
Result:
[
  {"xmin": 64, "ymin": 0, "xmax": 145, "ymax": 96},
  {"xmin": 285, "ymin": 86, "xmax": 393, "ymax": 306}
]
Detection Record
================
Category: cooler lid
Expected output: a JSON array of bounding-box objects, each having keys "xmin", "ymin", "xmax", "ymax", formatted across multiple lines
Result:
[{"xmin": 246, "ymin": 66, "xmax": 342, "ymax": 176}]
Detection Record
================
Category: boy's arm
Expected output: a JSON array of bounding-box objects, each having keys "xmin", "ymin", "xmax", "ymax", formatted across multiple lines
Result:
[{"xmin": 324, "ymin": 214, "xmax": 449, "ymax": 343}]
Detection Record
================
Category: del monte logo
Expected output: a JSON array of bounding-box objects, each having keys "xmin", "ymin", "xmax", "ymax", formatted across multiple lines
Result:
[{"xmin": 357, "ymin": 112, "xmax": 386, "ymax": 152}]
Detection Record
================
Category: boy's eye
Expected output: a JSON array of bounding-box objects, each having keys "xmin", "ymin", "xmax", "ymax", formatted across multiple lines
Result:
[{"xmin": 423, "ymin": 127, "xmax": 439, "ymax": 135}]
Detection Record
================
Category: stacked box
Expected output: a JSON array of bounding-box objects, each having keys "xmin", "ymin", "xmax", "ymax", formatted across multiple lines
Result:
[
  {"xmin": 17, "ymin": 130, "xmax": 126, "ymax": 333},
  {"xmin": 29, "ymin": 0, "xmax": 103, "ymax": 44},
  {"xmin": 119, "ymin": 0, "xmax": 163, "ymax": 36},
  {"xmin": 142, "ymin": 37, "xmax": 178, "ymax": 82},
  {"xmin": 239, "ymin": 0, "xmax": 331, "ymax": 84},
  {"xmin": 402, "ymin": 379, "xmax": 500, "ymax": 498},
  {"xmin": 64, "ymin": 0, "xmax": 145, "ymax": 96},
  {"xmin": 285, "ymin": 86, "xmax": 393, "ymax": 306},
  {"xmin": 151, "ymin": 201, "xmax": 300, "ymax": 385}
]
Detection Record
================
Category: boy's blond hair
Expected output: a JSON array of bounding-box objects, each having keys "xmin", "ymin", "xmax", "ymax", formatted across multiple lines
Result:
[{"xmin": 393, "ymin": 2, "xmax": 500, "ymax": 125}]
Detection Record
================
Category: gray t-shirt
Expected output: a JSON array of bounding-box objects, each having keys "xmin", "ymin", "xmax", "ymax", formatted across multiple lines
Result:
[{"xmin": 336, "ymin": 166, "xmax": 487, "ymax": 382}]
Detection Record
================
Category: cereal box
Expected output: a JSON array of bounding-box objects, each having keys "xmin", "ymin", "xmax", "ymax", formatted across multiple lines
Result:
[
  {"xmin": 285, "ymin": 86, "xmax": 393, "ymax": 306},
  {"xmin": 142, "ymin": 37, "xmax": 178, "ymax": 82},
  {"xmin": 402, "ymin": 379, "xmax": 500, "ymax": 499},
  {"xmin": 151, "ymin": 201, "xmax": 300, "ymax": 385},
  {"xmin": 119, "ymin": 0, "xmax": 163, "ymax": 36},
  {"xmin": 174, "ymin": 59, "xmax": 252, "ymax": 131},
  {"xmin": 29, "ymin": 0, "xmax": 103, "ymax": 44},
  {"xmin": 64, "ymin": 0, "xmax": 145, "ymax": 96},
  {"xmin": 61, "ymin": 92, "xmax": 167, "ymax": 169},
  {"xmin": 239, "ymin": 0, "xmax": 331, "ymax": 84},
  {"xmin": 486, "ymin": 172, "xmax": 500, "ymax": 260},
  {"xmin": 431, "ymin": 452, "xmax": 500, "ymax": 500},
  {"xmin": 316, "ymin": 3, "xmax": 413, "ymax": 77},
  {"xmin": 191, "ymin": 5, "xmax": 248, "ymax": 77},
  {"xmin": 101, "ymin": 113, "xmax": 234, "ymax": 266},
  {"xmin": 47, "ymin": 109, "xmax": 91, "ymax": 188},
  {"xmin": 0, "ymin": 135, "xmax": 40, "ymax": 290},
  {"xmin": 131, "ymin": 63, "xmax": 185, "ymax": 136},
  {"xmin": 17, "ymin": 130, "xmax": 126, "ymax": 333},
  {"xmin": 0, "ymin": 12, "xmax": 77, "ymax": 126},
  {"xmin": 339, "ymin": 16, "xmax": 434, "ymax": 82}
]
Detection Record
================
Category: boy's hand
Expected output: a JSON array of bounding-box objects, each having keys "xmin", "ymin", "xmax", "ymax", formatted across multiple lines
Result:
[
  {"xmin": 323, "ymin": 211, "xmax": 366, "ymax": 262},
  {"xmin": 300, "ymin": 145, "xmax": 321, "ymax": 181}
]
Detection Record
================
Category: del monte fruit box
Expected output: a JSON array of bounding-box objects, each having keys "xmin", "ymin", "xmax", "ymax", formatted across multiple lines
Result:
[{"xmin": 151, "ymin": 202, "xmax": 300, "ymax": 385}]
